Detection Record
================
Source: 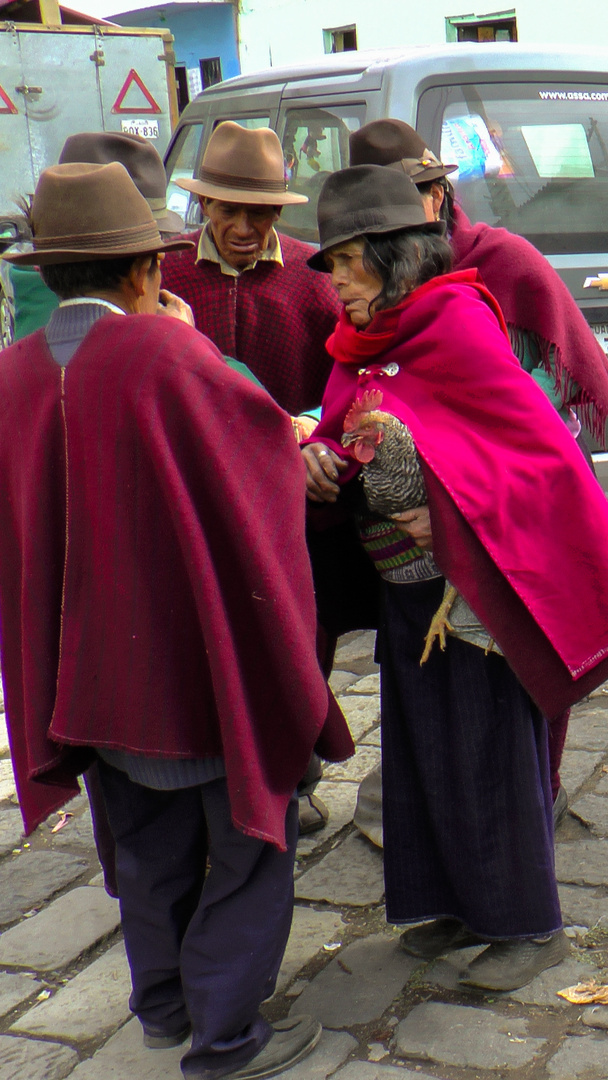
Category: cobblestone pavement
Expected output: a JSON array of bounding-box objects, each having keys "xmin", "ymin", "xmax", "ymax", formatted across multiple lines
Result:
[{"xmin": 1, "ymin": 631, "xmax": 608, "ymax": 1079}]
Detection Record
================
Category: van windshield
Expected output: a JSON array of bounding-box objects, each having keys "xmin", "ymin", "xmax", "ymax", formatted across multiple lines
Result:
[{"xmin": 418, "ymin": 81, "xmax": 608, "ymax": 254}]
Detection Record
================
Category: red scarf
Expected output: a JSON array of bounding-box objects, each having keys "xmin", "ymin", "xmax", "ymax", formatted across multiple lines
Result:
[
  {"xmin": 310, "ymin": 270, "xmax": 608, "ymax": 716},
  {"xmin": 450, "ymin": 205, "xmax": 608, "ymax": 444}
]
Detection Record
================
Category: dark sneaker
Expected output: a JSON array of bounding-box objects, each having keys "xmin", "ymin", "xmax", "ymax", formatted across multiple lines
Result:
[
  {"xmin": 458, "ymin": 930, "xmax": 570, "ymax": 991},
  {"xmin": 553, "ymin": 785, "xmax": 569, "ymax": 829},
  {"xmin": 298, "ymin": 794, "xmax": 329, "ymax": 835},
  {"xmin": 228, "ymin": 1016, "xmax": 322, "ymax": 1079},
  {"xmin": 399, "ymin": 918, "xmax": 486, "ymax": 960},
  {"xmin": 143, "ymin": 1022, "xmax": 191, "ymax": 1049}
]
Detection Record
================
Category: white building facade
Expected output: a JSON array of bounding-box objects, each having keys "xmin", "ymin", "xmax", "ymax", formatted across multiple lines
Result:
[{"xmin": 237, "ymin": 1, "xmax": 608, "ymax": 75}]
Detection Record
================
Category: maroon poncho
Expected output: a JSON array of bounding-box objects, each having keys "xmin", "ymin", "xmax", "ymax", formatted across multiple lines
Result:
[
  {"xmin": 0, "ymin": 314, "xmax": 353, "ymax": 847},
  {"xmin": 309, "ymin": 270, "xmax": 608, "ymax": 717},
  {"xmin": 451, "ymin": 205, "xmax": 608, "ymax": 443}
]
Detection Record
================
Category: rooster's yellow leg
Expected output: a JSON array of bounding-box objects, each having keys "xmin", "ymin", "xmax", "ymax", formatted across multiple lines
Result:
[{"xmin": 420, "ymin": 585, "xmax": 458, "ymax": 666}]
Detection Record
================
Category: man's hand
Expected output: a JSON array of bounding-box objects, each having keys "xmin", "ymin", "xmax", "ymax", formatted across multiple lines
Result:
[
  {"xmin": 157, "ymin": 289, "xmax": 194, "ymax": 326},
  {"xmin": 302, "ymin": 442, "xmax": 348, "ymax": 503},
  {"xmin": 391, "ymin": 507, "xmax": 433, "ymax": 550}
]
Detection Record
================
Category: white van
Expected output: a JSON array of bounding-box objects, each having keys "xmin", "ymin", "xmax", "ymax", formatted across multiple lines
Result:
[{"xmin": 164, "ymin": 41, "xmax": 608, "ymax": 454}]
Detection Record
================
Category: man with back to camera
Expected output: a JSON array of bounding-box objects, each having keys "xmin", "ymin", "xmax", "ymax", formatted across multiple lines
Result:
[{"xmin": 0, "ymin": 160, "xmax": 354, "ymax": 1080}]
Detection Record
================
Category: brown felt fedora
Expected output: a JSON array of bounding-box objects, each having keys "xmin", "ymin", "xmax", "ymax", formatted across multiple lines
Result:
[
  {"xmin": 3, "ymin": 162, "xmax": 193, "ymax": 266},
  {"xmin": 350, "ymin": 119, "xmax": 457, "ymax": 184},
  {"xmin": 307, "ymin": 165, "xmax": 443, "ymax": 272},
  {"xmin": 59, "ymin": 131, "xmax": 184, "ymax": 234},
  {"xmin": 176, "ymin": 120, "xmax": 308, "ymax": 205}
]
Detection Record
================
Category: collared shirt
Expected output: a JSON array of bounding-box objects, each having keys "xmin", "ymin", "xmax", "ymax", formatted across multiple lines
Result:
[{"xmin": 196, "ymin": 221, "xmax": 284, "ymax": 277}]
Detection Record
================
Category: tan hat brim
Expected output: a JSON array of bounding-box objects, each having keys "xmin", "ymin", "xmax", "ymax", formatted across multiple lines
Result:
[
  {"xmin": 2, "ymin": 236, "xmax": 193, "ymax": 266},
  {"xmin": 176, "ymin": 177, "xmax": 308, "ymax": 206}
]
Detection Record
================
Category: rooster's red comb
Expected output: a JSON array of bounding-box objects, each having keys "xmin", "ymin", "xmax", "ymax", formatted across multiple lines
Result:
[{"xmin": 343, "ymin": 389, "xmax": 384, "ymax": 434}]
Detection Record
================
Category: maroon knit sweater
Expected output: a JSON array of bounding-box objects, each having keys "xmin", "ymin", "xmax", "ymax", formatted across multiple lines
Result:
[{"xmin": 160, "ymin": 231, "xmax": 341, "ymax": 414}]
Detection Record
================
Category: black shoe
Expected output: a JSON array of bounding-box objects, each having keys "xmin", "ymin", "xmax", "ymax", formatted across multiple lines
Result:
[
  {"xmin": 553, "ymin": 785, "xmax": 568, "ymax": 829},
  {"xmin": 399, "ymin": 918, "xmax": 486, "ymax": 960},
  {"xmin": 298, "ymin": 794, "xmax": 329, "ymax": 835},
  {"xmin": 227, "ymin": 1016, "xmax": 322, "ymax": 1079},
  {"xmin": 143, "ymin": 1022, "xmax": 192, "ymax": 1049},
  {"xmin": 458, "ymin": 930, "xmax": 570, "ymax": 991}
]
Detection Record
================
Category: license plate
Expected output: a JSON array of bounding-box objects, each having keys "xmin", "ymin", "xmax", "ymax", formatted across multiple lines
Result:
[
  {"xmin": 591, "ymin": 323, "xmax": 608, "ymax": 355},
  {"xmin": 120, "ymin": 119, "xmax": 159, "ymax": 140}
]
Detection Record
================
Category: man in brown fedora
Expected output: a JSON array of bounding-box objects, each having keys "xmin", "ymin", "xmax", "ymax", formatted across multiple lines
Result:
[
  {"xmin": 161, "ymin": 121, "xmax": 340, "ymax": 417},
  {"xmin": 0, "ymin": 161, "xmax": 353, "ymax": 1079}
]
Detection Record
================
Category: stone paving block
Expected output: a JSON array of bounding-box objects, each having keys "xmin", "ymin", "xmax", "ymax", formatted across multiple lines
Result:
[
  {"xmin": 0, "ymin": 713, "xmax": 9, "ymax": 754},
  {"xmin": 324, "ymin": 746, "xmax": 381, "ymax": 783},
  {"xmin": 265, "ymin": 1030, "xmax": 356, "ymax": 1079},
  {"xmin": 0, "ymin": 1035, "xmax": 78, "ymax": 1079},
  {"xmin": 558, "ymin": 884, "xmax": 608, "ymax": 927},
  {"xmin": 583, "ymin": 1006, "xmax": 608, "ymax": 1030},
  {"xmin": 0, "ymin": 757, "xmax": 16, "ymax": 801},
  {"xmin": 291, "ymin": 935, "xmax": 418, "ymax": 1028},
  {"xmin": 571, "ymin": 793, "xmax": 608, "ymax": 836},
  {"xmin": 65, "ymin": 1017, "xmax": 185, "ymax": 1079},
  {"xmin": 0, "ymin": 852, "xmax": 87, "ymax": 926},
  {"xmin": 558, "ymin": 750, "xmax": 604, "ymax": 798},
  {"xmin": 394, "ymin": 1002, "xmax": 546, "ymax": 1070},
  {"xmin": 275, "ymin": 907, "xmax": 346, "ymax": 992},
  {"xmin": 334, "ymin": 1066, "xmax": 436, "ymax": 1080},
  {"xmin": 335, "ymin": 696, "xmax": 380, "ymax": 743},
  {"xmin": 422, "ymin": 946, "xmax": 489, "ymax": 990},
  {"xmin": 330, "ymin": 672, "xmax": 360, "ymax": 694},
  {"xmin": 596, "ymin": 773, "xmax": 608, "ymax": 795},
  {"xmin": 360, "ymin": 728, "xmax": 381, "ymax": 747},
  {"xmin": 556, "ymin": 840, "xmax": 608, "ymax": 887},
  {"xmin": 0, "ymin": 973, "xmax": 41, "ymax": 1018},
  {"xmin": 0, "ymin": 886, "xmax": 120, "ymax": 971},
  {"xmin": 588, "ymin": 681, "xmax": 608, "ymax": 699},
  {"xmin": 566, "ymin": 707, "xmax": 608, "ymax": 751},
  {"xmin": 42, "ymin": 811, "xmax": 96, "ymax": 851},
  {"xmin": 546, "ymin": 1033, "xmax": 608, "ymax": 1078},
  {"xmin": 12, "ymin": 941, "xmax": 131, "ymax": 1041},
  {"xmin": 295, "ymin": 832, "xmax": 384, "ymax": 906},
  {"xmin": 0, "ymin": 806, "xmax": 24, "ymax": 857},
  {"xmin": 334, "ymin": 632, "xmax": 377, "ymax": 669},
  {"xmin": 508, "ymin": 955, "xmax": 599, "ymax": 1007},
  {"xmin": 348, "ymin": 674, "xmax": 380, "ymax": 696},
  {"xmin": 297, "ymin": 782, "xmax": 358, "ymax": 856}
]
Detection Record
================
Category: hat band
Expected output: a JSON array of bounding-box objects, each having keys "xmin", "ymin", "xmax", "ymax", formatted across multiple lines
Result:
[
  {"xmin": 33, "ymin": 221, "xmax": 162, "ymax": 253},
  {"xmin": 146, "ymin": 196, "xmax": 167, "ymax": 212},
  {"xmin": 198, "ymin": 164, "xmax": 288, "ymax": 194}
]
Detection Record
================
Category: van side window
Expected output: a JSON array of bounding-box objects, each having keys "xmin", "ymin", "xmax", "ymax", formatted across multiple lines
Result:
[
  {"xmin": 278, "ymin": 104, "xmax": 365, "ymax": 242},
  {"xmin": 166, "ymin": 123, "xmax": 205, "ymax": 229},
  {"xmin": 213, "ymin": 117, "xmax": 270, "ymax": 130}
]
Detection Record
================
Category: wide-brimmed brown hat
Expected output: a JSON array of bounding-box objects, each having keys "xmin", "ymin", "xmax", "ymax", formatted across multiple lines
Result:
[
  {"xmin": 307, "ymin": 165, "xmax": 443, "ymax": 272},
  {"xmin": 349, "ymin": 119, "xmax": 457, "ymax": 184},
  {"xmin": 176, "ymin": 121, "xmax": 308, "ymax": 206},
  {"xmin": 59, "ymin": 131, "xmax": 184, "ymax": 234},
  {"xmin": 3, "ymin": 162, "xmax": 193, "ymax": 266}
]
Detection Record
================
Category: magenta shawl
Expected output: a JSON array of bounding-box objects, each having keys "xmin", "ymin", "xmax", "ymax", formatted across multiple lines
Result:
[
  {"xmin": 451, "ymin": 205, "xmax": 608, "ymax": 443},
  {"xmin": 311, "ymin": 269, "xmax": 608, "ymax": 716}
]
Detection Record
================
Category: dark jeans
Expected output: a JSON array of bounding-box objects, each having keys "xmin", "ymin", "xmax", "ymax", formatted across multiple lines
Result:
[{"xmin": 96, "ymin": 762, "xmax": 298, "ymax": 1079}]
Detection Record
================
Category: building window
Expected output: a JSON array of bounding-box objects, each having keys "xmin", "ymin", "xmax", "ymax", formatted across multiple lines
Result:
[
  {"xmin": 200, "ymin": 57, "xmax": 223, "ymax": 90},
  {"xmin": 174, "ymin": 65, "xmax": 189, "ymax": 114},
  {"xmin": 446, "ymin": 10, "xmax": 517, "ymax": 42},
  {"xmin": 323, "ymin": 25, "xmax": 358, "ymax": 54}
]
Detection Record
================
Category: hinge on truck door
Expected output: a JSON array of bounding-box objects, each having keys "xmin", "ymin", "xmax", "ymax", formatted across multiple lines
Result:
[
  {"xmin": 159, "ymin": 49, "xmax": 176, "ymax": 65},
  {"xmin": 90, "ymin": 50, "xmax": 105, "ymax": 66}
]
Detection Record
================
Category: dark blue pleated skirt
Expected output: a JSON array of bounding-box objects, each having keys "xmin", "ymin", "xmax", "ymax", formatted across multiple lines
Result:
[{"xmin": 379, "ymin": 577, "xmax": 562, "ymax": 939}]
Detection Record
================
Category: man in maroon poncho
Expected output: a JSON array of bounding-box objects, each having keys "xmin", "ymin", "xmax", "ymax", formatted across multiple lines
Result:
[
  {"xmin": 0, "ymin": 161, "xmax": 353, "ymax": 1080},
  {"xmin": 162, "ymin": 121, "xmax": 348, "ymax": 834}
]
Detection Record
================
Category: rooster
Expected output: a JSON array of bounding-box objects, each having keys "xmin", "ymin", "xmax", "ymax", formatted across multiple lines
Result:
[{"xmin": 340, "ymin": 390, "xmax": 495, "ymax": 663}]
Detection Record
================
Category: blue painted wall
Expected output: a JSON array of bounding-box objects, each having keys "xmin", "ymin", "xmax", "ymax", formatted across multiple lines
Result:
[{"xmin": 112, "ymin": 3, "xmax": 240, "ymax": 93}]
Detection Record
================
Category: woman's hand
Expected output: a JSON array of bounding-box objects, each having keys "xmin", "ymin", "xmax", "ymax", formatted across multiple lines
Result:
[
  {"xmin": 392, "ymin": 507, "xmax": 433, "ymax": 550},
  {"xmin": 302, "ymin": 442, "xmax": 348, "ymax": 503},
  {"xmin": 157, "ymin": 289, "xmax": 195, "ymax": 326}
]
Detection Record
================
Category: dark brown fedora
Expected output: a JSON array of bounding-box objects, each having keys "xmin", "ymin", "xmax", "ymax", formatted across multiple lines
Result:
[
  {"xmin": 176, "ymin": 121, "xmax": 308, "ymax": 206},
  {"xmin": 59, "ymin": 131, "xmax": 184, "ymax": 234},
  {"xmin": 307, "ymin": 165, "xmax": 443, "ymax": 272},
  {"xmin": 3, "ymin": 162, "xmax": 193, "ymax": 266},
  {"xmin": 349, "ymin": 119, "xmax": 457, "ymax": 184}
]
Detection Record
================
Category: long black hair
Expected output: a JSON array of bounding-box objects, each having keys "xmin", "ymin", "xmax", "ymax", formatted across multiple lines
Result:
[{"xmin": 361, "ymin": 227, "xmax": 453, "ymax": 315}]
